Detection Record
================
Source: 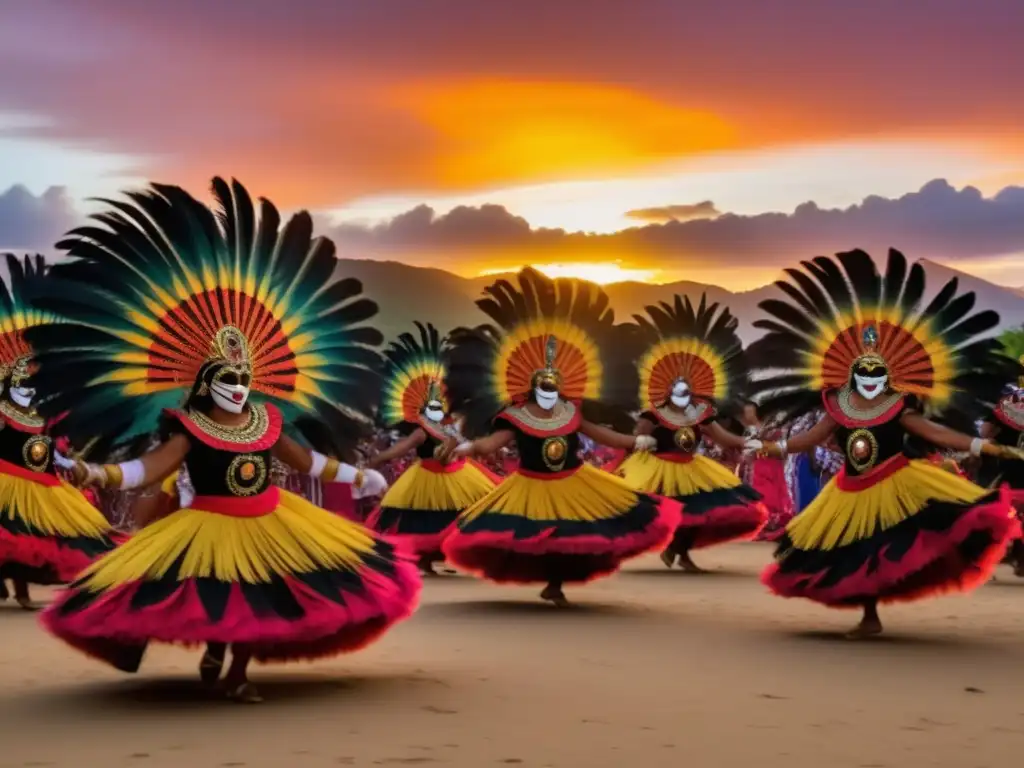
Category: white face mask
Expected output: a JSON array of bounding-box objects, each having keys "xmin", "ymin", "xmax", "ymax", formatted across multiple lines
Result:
[
  {"xmin": 10, "ymin": 387, "xmax": 34, "ymax": 408},
  {"xmin": 210, "ymin": 379, "xmax": 249, "ymax": 414},
  {"xmin": 424, "ymin": 404, "xmax": 445, "ymax": 422},
  {"xmin": 669, "ymin": 381, "xmax": 691, "ymax": 409},
  {"xmin": 534, "ymin": 387, "xmax": 559, "ymax": 410},
  {"xmin": 853, "ymin": 373, "xmax": 888, "ymax": 401}
]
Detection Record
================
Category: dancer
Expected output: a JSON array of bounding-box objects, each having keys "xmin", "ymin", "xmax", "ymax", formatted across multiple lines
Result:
[
  {"xmin": 365, "ymin": 322, "xmax": 497, "ymax": 575},
  {"xmin": 978, "ymin": 328, "xmax": 1024, "ymax": 573},
  {"xmin": 747, "ymin": 248, "xmax": 1021, "ymax": 638},
  {"xmin": 438, "ymin": 267, "xmax": 679, "ymax": 605},
  {"xmin": 0, "ymin": 254, "xmax": 123, "ymax": 610},
  {"xmin": 31, "ymin": 177, "xmax": 419, "ymax": 702},
  {"xmin": 615, "ymin": 296, "xmax": 767, "ymax": 571},
  {"xmin": 738, "ymin": 401, "xmax": 794, "ymax": 541}
]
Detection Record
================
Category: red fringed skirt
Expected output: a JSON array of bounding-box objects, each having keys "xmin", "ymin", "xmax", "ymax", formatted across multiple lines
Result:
[{"xmin": 41, "ymin": 487, "xmax": 421, "ymax": 672}]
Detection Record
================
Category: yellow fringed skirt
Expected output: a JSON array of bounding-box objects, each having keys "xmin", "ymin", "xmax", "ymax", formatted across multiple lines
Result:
[
  {"xmin": 616, "ymin": 452, "xmax": 766, "ymax": 549},
  {"xmin": 367, "ymin": 458, "xmax": 498, "ymax": 556},
  {"xmin": 0, "ymin": 467, "xmax": 123, "ymax": 584}
]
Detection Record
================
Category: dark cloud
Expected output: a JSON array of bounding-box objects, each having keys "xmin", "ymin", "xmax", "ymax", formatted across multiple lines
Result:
[
  {"xmin": 327, "ymin": 179, "xmax": 1024, "ymax": 269},
  {"xmin": 0, "ymin": 185, "xmax": 77, "ymax": 251},
  {"xmin": 625, "ymin": 201, "xmax": 720, "ymax": 223},
  {"xmin": 0, "ymin": 1, "xmax": 1022, "ymax": 206}
]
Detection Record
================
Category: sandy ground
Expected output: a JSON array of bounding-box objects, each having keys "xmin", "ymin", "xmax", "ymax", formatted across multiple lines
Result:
[{"xmin": 3, "ymin": 543, "xmax": 1024, "ymax": 768}]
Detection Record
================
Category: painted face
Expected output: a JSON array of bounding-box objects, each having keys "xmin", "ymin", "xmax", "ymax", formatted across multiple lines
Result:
[
  {"xmin": 534, "ymin": 384, "xmax": 559, "ymax": 410},
  {"xmin": 210, "ymin": 367, "xmax": 252, "ymax": 414},
  {"xmin": 9, "ymin": 385, "xmax": 34, "ymax": 408},
  {"xmin": 533, "ymin": 371, "xmax": 560, "ymax": 410},
  {"xmin": 669, "ymin": 379, "xmax": 691, "ymax": 409},
  {"xmin": 8, "ymin": 356, "xmax": 34, "ymax": 408},
  {"xmin": 423, "ymin": 400, "xmax": 445, "ymax": 423},
  {"xmin": 852, "ymin": 359, "xmax": 888, "ymax": 401}
]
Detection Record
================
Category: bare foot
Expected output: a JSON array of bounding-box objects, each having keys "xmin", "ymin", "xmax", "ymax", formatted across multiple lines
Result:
[
  {"xmin": 845, "ymin": 617, "xmax": 883, "ymax": 640},
  {"xmin": 659, "ymin": 550, "xmax": 676, "ymax": 569},
  {"xmin": 539, "ymin": 584, "xmax": 569, "ymax": 607}
]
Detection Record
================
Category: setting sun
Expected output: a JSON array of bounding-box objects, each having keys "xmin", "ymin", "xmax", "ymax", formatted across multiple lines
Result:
[
  {"xmin": 392, "ymin": 79, "xmax": 736, "ymax": 189},
  {"xmin": 480, "ymin": 262, "xmax": 659, "ymax": 285}
]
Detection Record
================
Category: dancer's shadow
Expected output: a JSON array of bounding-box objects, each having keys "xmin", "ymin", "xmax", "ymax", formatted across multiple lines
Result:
[
  {"xmin": 15, "ymin": 672, "xmax": 419, "ymax": 716},
  {"xmin": 420, "ymin": 598, "xmax": 652, "ymax": 621},
  {"xmin": 622, "ymin": 567, "xmax": 752, "ymax": 579},
  {"xmin": 787, "ymin": 629, "xmax": 1001, "ymax": 654}
]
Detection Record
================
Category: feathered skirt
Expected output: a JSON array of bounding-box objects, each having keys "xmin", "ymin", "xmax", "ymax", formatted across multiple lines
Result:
[
  {"xmin": 442, "ymin": 463, "xmax": 679, "ymax": 584},
  {"xmin": 41, "ymin": 486, "xmax": 421, "ymax": 672},
  {"xmin": 366, "ymin": 458, "xmax": 499, "ymax": 558},
  {"xmin": 762, "ymin": 455, "xmax": 1018, "ymax": 607},
  {"xmin": 616, "ymin": 453, "xmax": 767, "ymax": 549},
  {"xmin": 0, "ymin": 462, "xmax": 124, "ymax": 585}
]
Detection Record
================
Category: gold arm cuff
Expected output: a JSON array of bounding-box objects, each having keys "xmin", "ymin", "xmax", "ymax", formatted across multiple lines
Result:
[
  {"xmin": 320, "ymin": 457, "xmax": 340, "ymax": 481},
  {"xmin": 354, "ymin": 469, "xmax": 365, "ymax": 489},
  {"xmin": 102, "ymin": 464, "xmax": 124, "ymax": 489}
]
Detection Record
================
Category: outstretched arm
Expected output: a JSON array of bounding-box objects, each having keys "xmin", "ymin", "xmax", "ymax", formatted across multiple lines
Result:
[
  {"xmin": 449, "ymin": 429, "xmax": 515, "ymax": 459},
  {"xmin": 580, "ymin": 420, "xmax": 654, "ymax": 452},
  {"xmin": 748, "ymin": 415, "xmax": 837, "ymax": 458},
  {"xmin": 75, "ymin": 434, "xmax": 190, "ymax": 490},
  {"xmin": 272, "ymin": 433, "xmax": 386, "ymax": 494},
  {"xmin": 901, "ymin": 412, "xmax": 1006, "ymax": 457},
  {"xmin": 366, "ymin": 429, "xmax": 426, "ymax": 469},
  {"xmin": 706, "ymin": 421, "xmax": 745, "ymax": 450}
]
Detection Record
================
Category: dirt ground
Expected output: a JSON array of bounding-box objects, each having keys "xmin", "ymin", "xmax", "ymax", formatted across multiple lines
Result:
[{"xmin": 3, "ymin": 542, "xmax": 1024, "ymax": 768}]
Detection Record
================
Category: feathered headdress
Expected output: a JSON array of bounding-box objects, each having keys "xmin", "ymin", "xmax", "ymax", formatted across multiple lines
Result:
[
  {"xmin": 749, "ymin": 248, "xmax": 1011, "ymax": 421},
  {"xmin": 632, "ymin": 294, "xmax": 747, "ymax": 413},
  {"xmin": 0, "ymin": 253, "xmax": 53, "ymax": 385},
  {"xmin": 445, "ymin": 267, "xmax": 634, "ymax": 436},
  {"xmin": 379, "ymin": 322, "xmax": 448, "ymax": 429},
  {"xmin": 27, "ymin": 177, "xmax": 383, "ymax": 448}
]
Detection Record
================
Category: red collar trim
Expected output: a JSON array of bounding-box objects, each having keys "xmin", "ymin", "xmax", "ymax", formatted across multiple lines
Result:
[
  {"xmin": 822, "ymin": 389, "xmax": 904, "ymax": 428},
  {"xmin": 994, "ymin": 402, "xmax": 1024, "ymax": 432},
  {"xmin": 165, "ymin": 403, "xmax": 282, "ymax": 451},
  {"xmin": 0, "ymin": 410, "xmax": 44, "ymax": 434}
]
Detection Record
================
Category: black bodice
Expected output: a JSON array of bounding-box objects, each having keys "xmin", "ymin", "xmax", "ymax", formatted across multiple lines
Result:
[
  {"xmin": 0, "ymin": 419, "xmax": 54, "ymax": 475},
  {"xmin": 829, "ymin": 399, "xmax": 908, "ymax": 476},
  {"xmin": 416, "ymin": 430, "xmax": 443, "ymax": 460},
  {"xmin": 495, "ymin": 403, "xmax": 582, "ymax": 474},
  {"xmin": 642, "ymin": 410, "xmax": 704, "ymax": 455},
  {"xmin": 168, "ymin": 405, "xmax": 280, "ymax": 498}
]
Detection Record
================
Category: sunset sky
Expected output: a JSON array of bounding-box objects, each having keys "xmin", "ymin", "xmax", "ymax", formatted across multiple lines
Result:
[{"xmin": 1, "ymin": 0, "xmax": 1024, "ymax": 288}]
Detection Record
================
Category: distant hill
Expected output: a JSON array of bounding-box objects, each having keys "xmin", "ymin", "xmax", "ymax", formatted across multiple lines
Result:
[{"xmin": 337, "ymin": 258, "xmax": 1024, "ymax": 342}]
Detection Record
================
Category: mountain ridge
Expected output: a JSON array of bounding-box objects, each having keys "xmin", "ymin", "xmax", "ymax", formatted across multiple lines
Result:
[{"xmin": 335, "ymin": 257, "xmax": 1024, "ymax": 342}]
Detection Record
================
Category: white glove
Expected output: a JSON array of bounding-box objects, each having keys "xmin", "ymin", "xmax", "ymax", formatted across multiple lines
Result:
[
  {"xmin": 53, "ymin": 450, "xmax": 75, "ymax": 470},
  {"xmin": 453, "ymin": 441, "xmax": 473, "ymax": 457},
  {"xmin": 743, "ymin": 439, "xmax": 764, "ymax": 454},
  {"xmin": 353, "ymin": 468, "xmax": 388, "ymax": 498},
  {"xmin": 633, "ymin": 435, "xmax": 657, "ymax": 452}
]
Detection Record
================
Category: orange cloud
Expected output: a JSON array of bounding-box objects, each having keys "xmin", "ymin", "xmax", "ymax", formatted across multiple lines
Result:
[
  {"xmin": 2, "ymin": 3, "xmax": 1024, "ymax": 210},
  {"xmin": 392, "ymin": 80, "xmax": 736, "ymax": 188}
]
